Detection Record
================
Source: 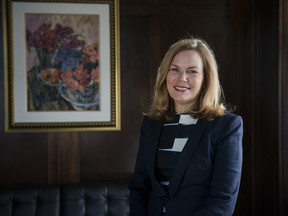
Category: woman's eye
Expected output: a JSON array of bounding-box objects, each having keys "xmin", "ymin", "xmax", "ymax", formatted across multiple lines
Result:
[
  {"xmin": 170, "ymin": 68, "xmax": 179, "ymax": 72},
  {"xmin": 187, "ymin": 70, "xmax": 196, "ymax": 74}
]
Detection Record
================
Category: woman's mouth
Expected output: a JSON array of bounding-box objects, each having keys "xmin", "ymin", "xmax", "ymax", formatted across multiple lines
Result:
[{"xmin": 174, "ymin": 86, "xmax": 191, "ymax": 91}]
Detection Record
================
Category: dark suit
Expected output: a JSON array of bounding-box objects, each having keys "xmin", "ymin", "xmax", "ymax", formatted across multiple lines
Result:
[{"xmin": 129, "ymin": 113, "xmax": 243, "ymax": 216}]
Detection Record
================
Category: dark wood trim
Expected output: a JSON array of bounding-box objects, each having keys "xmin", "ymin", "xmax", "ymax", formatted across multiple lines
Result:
[
  {"xmin": 121, "ymin": 4, "xmax": 228, "ymax": 16},
  {"xmin": 228, "ymin": 0, "xmax": 255, "ymax": 214},
  {"xmin": 48, "ymin": 137, "xmax": 57, "ymax": 185},
  {"xmin": 48, "ymin": 132, "xmax": 80, "ymax": 184},
  {"xmin": 68, "ymin": 133, "xmax": 80, "ymax": 183},
  {"xmin": 253, "ymin": 0, "xmax": 280, "ymax": 215},
  {"xmin": 48, "ymin": 133, "xmax": 69, "ymax": 184},
  {"xmin": 148, "ymin": 15, "xmax": 161, "ymax": 94},
  {"xmin": 280, "ymin": 0, "xmax": 288, "ymax": 214}
]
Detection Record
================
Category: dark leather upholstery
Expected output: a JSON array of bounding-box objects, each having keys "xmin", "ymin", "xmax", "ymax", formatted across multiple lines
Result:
[{"xmin": 0, "ymin": 184, "xmax": 129, "ymax": 216}]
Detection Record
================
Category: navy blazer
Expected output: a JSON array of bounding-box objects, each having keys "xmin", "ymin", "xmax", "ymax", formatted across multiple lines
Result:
[{"xmin": 129, "ymin": 112, "xmax": 243, "ymax": 216}]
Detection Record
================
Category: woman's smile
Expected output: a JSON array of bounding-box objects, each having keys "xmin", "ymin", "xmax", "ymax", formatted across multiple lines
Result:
[{"xmin": 174, "ymin": 85, "xmax": 191, "ymax": 91}]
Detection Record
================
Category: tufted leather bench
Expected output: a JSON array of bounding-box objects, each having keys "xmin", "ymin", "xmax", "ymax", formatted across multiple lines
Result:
[{"xmin": 0, "ymin": 183, "xmax": 130, "ymax": 216}]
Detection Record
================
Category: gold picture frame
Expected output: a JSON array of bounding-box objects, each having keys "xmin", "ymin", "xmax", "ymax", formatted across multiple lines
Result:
[{"xmin": 3, "ymin": 0, "xmax": 121, "ymax": 132}]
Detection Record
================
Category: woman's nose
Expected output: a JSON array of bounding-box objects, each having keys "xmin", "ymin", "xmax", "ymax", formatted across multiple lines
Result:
[{"xmin": 179, "ymin": 71, "xmax": 188, "ymax": 81}]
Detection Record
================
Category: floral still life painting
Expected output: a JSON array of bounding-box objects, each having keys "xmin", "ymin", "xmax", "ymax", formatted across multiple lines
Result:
[{"xmin": 26, "ymin": 14, "xmax": 100, "ymax": 111}]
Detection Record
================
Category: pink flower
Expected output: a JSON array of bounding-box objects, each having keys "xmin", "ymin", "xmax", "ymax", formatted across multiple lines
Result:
[
  {"xmin": 66, "ymin": 79, "xmax": 84, "ymax": 92},
  {"xmin": 61, "ymin": 69, "xmax": 73, "ymax": 82},
  {"xmin": 81, "ymin": 45, "xmax": 98, "ymax": 63},
  {"xmin": 91, "ymin": 67, "xmax": 100, "ymax": 82}
]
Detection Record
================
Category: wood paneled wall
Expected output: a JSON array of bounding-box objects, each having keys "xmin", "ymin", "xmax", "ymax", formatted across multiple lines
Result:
[
  {"xmin": 254, "ymin": 1, "xmax": 280, "ymax": 214},
  {"xmin": 0, "ymin": 0, "xmax": 288, "ymax": 215},
  {"xmin": 228, "ymin": 0, "xmax": 254, "ymax": 213},
  {"xmin": 280, "ymin": 0, "xmax": 288, "ymax": 215}
]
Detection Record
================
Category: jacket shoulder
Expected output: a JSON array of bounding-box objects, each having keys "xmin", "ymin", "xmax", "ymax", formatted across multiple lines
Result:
[
  {"xmin": 214, "ymin": 112, "xmax": 243, "ymax": 124},
  {"xmin": 210, "ymin": 112, "xmax": 243, "ymax": 135}
]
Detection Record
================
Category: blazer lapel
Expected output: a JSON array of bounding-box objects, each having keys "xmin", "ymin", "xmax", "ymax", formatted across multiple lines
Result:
[
  {"xmin": 145, "ymin": 119, "xmax": 167, "ymax": 197},
  {"xmin": 168, "ymin": 119, "xmax": 208, "ymax": 197},
  {"xmin": 146, "ymin": 120, "xmax": 162, "ymax": 176}
]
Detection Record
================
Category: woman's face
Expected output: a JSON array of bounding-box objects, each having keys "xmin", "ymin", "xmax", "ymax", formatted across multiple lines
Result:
[{"xmin": 166, "ymin": 50, "xmax": 204, "ymax": 113}]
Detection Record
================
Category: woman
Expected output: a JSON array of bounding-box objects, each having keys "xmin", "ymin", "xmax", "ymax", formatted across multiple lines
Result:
[{"xmin": 128, "ymin": 37, "xmax": 243, "ymax": 216}]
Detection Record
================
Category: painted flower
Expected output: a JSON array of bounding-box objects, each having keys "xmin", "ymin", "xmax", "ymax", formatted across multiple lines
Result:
[
  {"xmin": 26, "ymin": 23, "xmax": 85, "ymax": 70},
  {"xmin": 27, "ymin": 22, "xmax": 100, "ymax": 102},
  {"xmin": 63, "ymin": 44, "xmax": 100, "ymax": 85}
]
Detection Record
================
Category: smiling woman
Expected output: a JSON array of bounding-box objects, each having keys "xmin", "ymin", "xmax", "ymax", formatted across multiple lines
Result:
[
  {"xmin": 129, "ymin": 37, "xmax": 243, "ymax": 216},
  {"xmin": 147, "ymin": 38, "xmax": 226, "ymax": 120}
]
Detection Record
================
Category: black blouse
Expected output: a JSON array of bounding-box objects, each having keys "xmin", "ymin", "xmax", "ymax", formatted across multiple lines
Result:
[{"xmin": 155, "ymin": 114, "xmax": 198, "ymax": 184}]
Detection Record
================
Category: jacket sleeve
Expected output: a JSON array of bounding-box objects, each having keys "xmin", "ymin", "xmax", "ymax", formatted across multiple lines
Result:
[
  {"xmin": 192, "ymin": 114, "xmax": 243, "ymax": 216},
  {"xmin": 128, "ymin": 117, "xmax": 151, "ymax": 216}
]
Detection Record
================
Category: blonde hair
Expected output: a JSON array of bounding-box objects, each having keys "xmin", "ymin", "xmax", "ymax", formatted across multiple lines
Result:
[{"xmin": 147, "ymin": 37, "xmax": 229, "ymax": 120}]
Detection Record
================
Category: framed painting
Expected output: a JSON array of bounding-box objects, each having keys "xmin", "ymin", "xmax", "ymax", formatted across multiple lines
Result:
[{"xmin": 2, "ymin": 0, "xmax": 121, "ymax": 132}]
